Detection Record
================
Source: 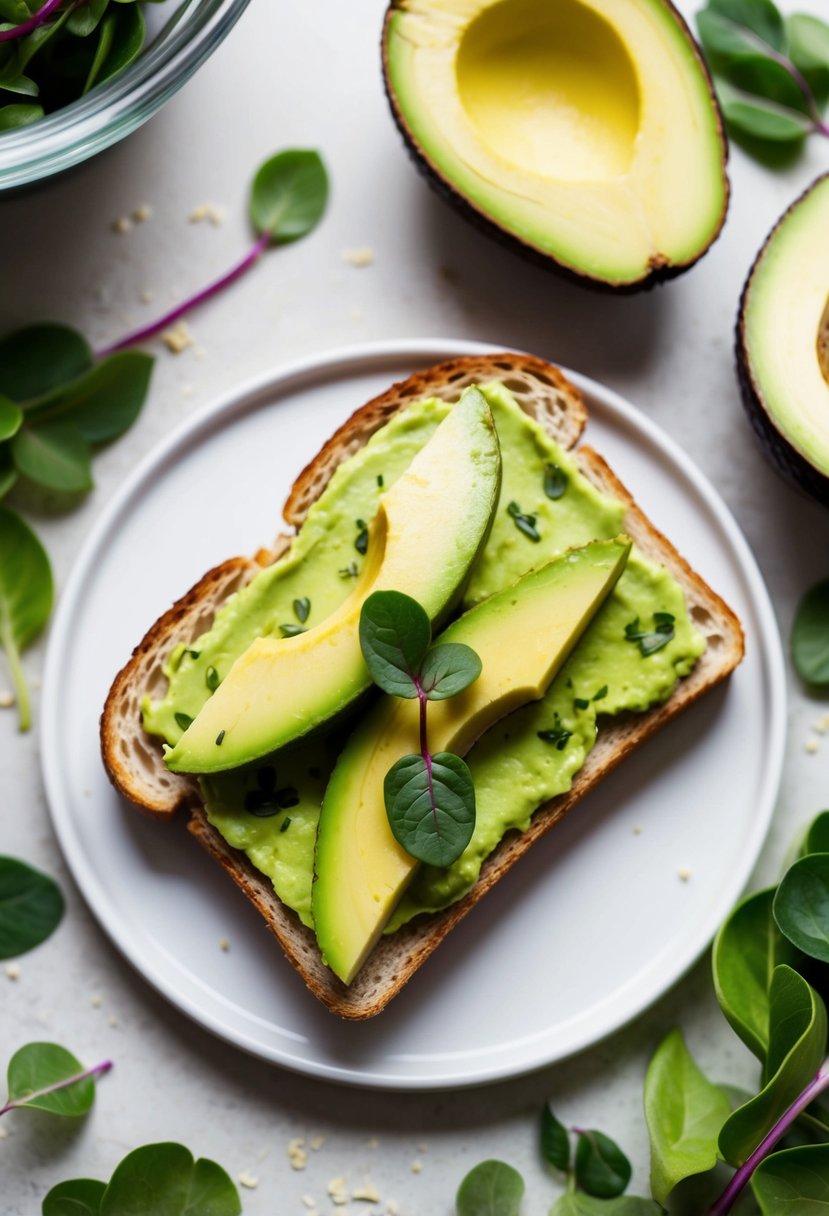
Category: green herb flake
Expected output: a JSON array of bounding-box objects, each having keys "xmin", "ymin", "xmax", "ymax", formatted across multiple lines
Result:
[
  {"xmin": 339, "ymin": 561, "xmax": 359, "ymax": 579},
  {"xmin": 279, "ymin": 623, "xmax": 307, "ymax": 638},
  {"xmin": 543, "ymin": 462, "xmax": 568, "ymax": 500},
  {"xmin": 280, "ymin": 817, "xmax": 292, "ymax": 833},
  {"xmin": 243, "ymin": 790, "xmax": 279, "ymax": 817},
  {"xmin": 377, "ymin": 474, "xmax": 384, "ymax": 487},
  {"xmin": 174, "ymin": 712, "xmax": 193, "ymax": 732},
  {"xmin": 185, "ymin": 649, "xmax": 200, "ymax": 660},
  {"xmin": 537, "ymin": 715, "xmax": 572, "ymax": 750},
  {"xmin": 293, "ymin": 596, "xmax": 311, "ymax": 624},
  {"xmin": 354, "ymin": 523, "xmax": 369, "ymax": 555},
  {"xmin": 593, "ymin": 685, "xmax": 609, "ymax": 701},
  {"xmin": 506, "ymin": 500, "xmax": 541, "ymax": 543},
  {"xmin": 205, "ymin": 665, "xmax": 220, "ymax": 692},
  {"xmin": 574, "ymin": 698, "xmax": 590, "ymax": 710},
  {"xmin": 625, "ymin": 613, "xmax": 675, "ymax": 657},
  {"xmin": 215, "ymin": 729, "xmax": 225, "ymax": 747}
]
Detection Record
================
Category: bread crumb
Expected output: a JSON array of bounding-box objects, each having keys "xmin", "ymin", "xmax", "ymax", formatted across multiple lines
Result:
[
  {"xmin": 0, "ymin": 690, "xmax": 14, "ymax": 708},
  {"xmin": 5, "ymin": 964, "xmax": 20, "ymax": 981},
  {"xmin": 140, "ymin": 289, "xmax": 154, "ymax": 305},
  {"xmin": 309, "ymin": 1135, "xmax": 326, "ymax": 1151},
  {"xmin": 0, "ymin": 1124, "xmax": 8, "ymax": 1138},
  {"xmin": 237, "ymin": 1171, "xmax": 259, "ymax": 1189},
  {"xmin": 113, "ymin": 216, "xmax": 132, "ymax": 234},
  {"xmin": 633, "ymin": 825, "xmax": 642, "ymax": 835},
  {"xmin": 410, "ymin": 1159, "xmax": 423, "ymax": 1174},
  {"xmin": 365, "ymin": 1138, "xmax": 379, "ymax": 1149},
  {"xmin": 108, "ymin": 1015, "xmax": 119, "ymax": 1028},
  {"xmin": 301, "ymin": 1197, "xmax": 316, "ymax": 1210},
  {"xmin": 386, "ymin": 1203, "xmax": 399, "ymax": 1216},
  {"xmin": 180, "ymin": 383, "xmax": 194, "ymax": 398},
  {"xmin": 353, "ymin": 1184, "xmax": 381, "ymax": 1202},
  {"xmin": 162, "ymin": 322, "xmax": 194, "ymax": 354},
  {"xmin": 189, "ymin": 203, "xmax": 226, "ymax": 226},
  {"xmin": 678, "ymin": 867, "xmax": 692, "ymax": 882},
  {"xmin": 133, "ymin": 204, "xmax": 153, "ymax": 223},
  {"xmin": 289, "ymin": 1138, "xmax": 308, "ymax": 1170},
  {"xmin": 816, "ymin": 714, "xmax": 829, "ymax": 734},
  {"xmin": 219, "ymin": 936, "xmax": 230, "ymax": 952},
  {"xmin": 342, "ymin": 247, "xmax": 375, "ymax": 268},
  {"xmin": 805, "ymin": 739, "xmax": 820, "ymax": 754},
  {"xmin": 327, "ymin": 1176, "xmax": 348, "ymax": 1205},
  {"xmin": 90, "ymin": 994, "xmax": 102, "ymax": 1008}
]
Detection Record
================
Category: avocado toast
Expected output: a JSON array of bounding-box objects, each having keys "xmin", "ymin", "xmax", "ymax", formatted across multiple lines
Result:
[{"xmin": 101, "ymin": 353, "xmax": 744, "ymax": 1018}]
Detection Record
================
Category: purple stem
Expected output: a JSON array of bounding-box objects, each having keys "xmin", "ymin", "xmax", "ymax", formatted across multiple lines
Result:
[
  {"xmin": 415, "ymin": 677, "xmax": 440, "ymax": 836},
  {"xmin": 766, "ymin": 48, "xmax": 829, "ymax": 137},
  {"xmin": 95, "ymin": 231, "xmax": 271, "ymax": 358},
  {"xmin": 708, "ymin": 1060, "xmax": 829, "ymax": 1215},
  {"xmin": 0, "ymin": 0, "xmax": 64, "ymax": 42},
  {"xmin": 0, "ymin": 1058, "xmax": 113, "ymax": 1115}
]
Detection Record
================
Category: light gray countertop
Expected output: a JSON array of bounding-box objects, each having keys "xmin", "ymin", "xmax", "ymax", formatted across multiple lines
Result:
[{"xmin": 2, "ymin": 1, "xmax": 829, "ymax": 1211}]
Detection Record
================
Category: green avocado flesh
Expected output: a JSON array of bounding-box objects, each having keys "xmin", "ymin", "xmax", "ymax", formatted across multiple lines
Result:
[
  {"xmin": 144, "ymin": 383, "xmax": 704, "ymax": 933},
  {"xmin": 314, "ymin": 537, "xmax": 632, "ymax": 984},
  {"xmin": 163, "ymin": 386, "xmax": 500, "ymax": 773},
  {"xmin": 741, "ymin": 174, "xmax": 829, "ymax": 478},
  {"xmin": 383, "ymin": 0, "xmax": 727, "ymax": 286}
]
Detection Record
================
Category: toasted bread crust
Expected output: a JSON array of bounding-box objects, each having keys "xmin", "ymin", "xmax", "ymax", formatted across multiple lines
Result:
[{"xmin": 100, "ymin": 354, "xmax": 743, "ymax": 1018}]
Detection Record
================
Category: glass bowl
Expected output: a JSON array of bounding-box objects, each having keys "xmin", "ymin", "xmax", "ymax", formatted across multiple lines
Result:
[{"xmin": 0, "ymin": 0, "xmax": 251, "ymax": 191}]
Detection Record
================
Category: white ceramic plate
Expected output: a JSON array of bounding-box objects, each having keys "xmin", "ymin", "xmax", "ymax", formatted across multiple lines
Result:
[{"xmin": 42, "ymin": 339, "xmax": 785, "ymax": 1090}]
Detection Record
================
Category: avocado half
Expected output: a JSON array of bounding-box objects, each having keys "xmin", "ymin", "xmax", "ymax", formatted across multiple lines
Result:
[
  {"xmin": 737, "ymin": 174, "xmax": 829, "ymax": 508},
  {"xmin": 382, "ymin": 0, "xmax": 729, "ymax": 291}
]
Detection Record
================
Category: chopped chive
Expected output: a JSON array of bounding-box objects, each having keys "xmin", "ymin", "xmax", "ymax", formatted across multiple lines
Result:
[
  {"xmin": 593, "ymin": 685, "xmax": 608, "ymax": 701},
  {"xmin": 507, "ymin": 500, "xmax": 540, "ymax": 542},
  {"xmin": 544, "ymin": 462, "xmax": 568, "ymax": 500},
  {"xmin": 574, "ymin": 698, "xmax": 590, "ymax": 710},
  {"xmin": 293, "ymin": 596, "xmax": 311, "ymax": 624},
  {"xmin": 537, "ymin": 715, "xmax": 572, "ymax": 750},
  {"xmin": 215, "ymin": 729, "xmax": 225, "ymax": 746},
  {"xmin": 174, "ymin": 711, "xmax": 193, "ymax": 732},
  {"xmin": 625, "ymin": 613, "xmax": 675, "ymax": 657},
  {"xmin": 354, "ymin": 526, "xmax": 369, "ymax": 555},
  {"xmin": 206, "ymin": 666, "xmax": 220, "ymax": 692},
  {"xmin": 280, "ymin": 817, "xmax": 292, "ymax": 833},
  {"xmin": 280, "ymin": 623, "xmax": 307, "ymax": 637},
  {"xmin": 377, "ymin": 474, "xmax": 384, "ymax": 487}
]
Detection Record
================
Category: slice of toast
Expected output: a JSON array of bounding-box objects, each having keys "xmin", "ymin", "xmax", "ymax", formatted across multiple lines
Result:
[{"xmin": 101, "ymin": 353, "xmax": 743, "ymax": 1018}]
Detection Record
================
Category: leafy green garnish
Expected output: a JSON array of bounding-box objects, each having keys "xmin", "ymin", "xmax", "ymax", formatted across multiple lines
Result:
[
  {"xmin": 544, "ymin": 462, "xmax": 568, "ymax": 500},
  {"xmin": 42, "ymin": 1179, "xmax": 107, "ymax": 1216},
  {"xmin": 506, "ymin": 499, "xmax": 541, "ymax": 542},
  {"xmin": 205, "ymin": 665, "xmax": 220, "ymax": 692},
  {"xmin": 774, "ymin": 854, "xmax": 829, "ymax": 963},
  {"xmin": 541, "ymin": 1103, "xmax": 570, "ymax": 1171},
  {"xmin": 249, "ymin": 148, "xmax": 329, "ymax": 245},
  {"xmin": 624, "ymin": 612, "xmax": 675, "ymax": 657},
  {"xmin": 174, "ymin": 711, "xmax": 193, "ymax": 733},
  {"xmin": 791, "ymin": 579, "xmax": 829, "ymax": 687},
  {"xmin": 752, "ymin": 1145, "xmax": 829, "ymax": 1211},
  {"xmin": 0, "ymin": 504, "xmax": 52, "ymax": 730},
  {"xmin": 537, "ymin": 715, "xmax": 572, "ymax": 750},
  {"xmin": 696, "ymin": 0, "xmax": 829, "ymax": 154},
  {"xmin": 1, "ymin": 1043, "xmax": 110, "ymax": 1117},
  {"xmin": 0, "ymin": 855, "xmax": 63, "ymax": 958},
  {"xmin": 360, "ymin": 591, "xmax": 480, "ymax": 867},
  {"xmin": 574, "ymin": 1130, "xmax": 632, "ymax": 1199},
  {"xmin": 456, "ymin": 1161, "xmax": 524, "ymax": 1216},
  {"xmin": 279, "ymin": 623, "xmax": 306, "ymax": 638},
  {"xmin": 293, "ymin": 596, "xmax": 311, "ymax": 624},
  {"xmin": 354, "ymin": 519, "xmax": 369, "ymax": 555}
]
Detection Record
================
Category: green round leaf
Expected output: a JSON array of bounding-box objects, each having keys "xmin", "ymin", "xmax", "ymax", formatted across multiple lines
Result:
[
  {"xmin": 42, "ymin": 1178, "xmax": 106, "ymax": 1216},
  {"xmin": 6, "ymin": 1043, "xmax": 95, "ymax": 1116},
  {"xmin": 359, "ymin": 590, "xmax": 431, "ymax": 697},
  {"xmin": 752, "ymin": 1145, "xmax": 829, "ymax": 1212},
  {"xmin": 792, "ymin": 580, "xmax": 829, "ymax": 686},
  {"xmin": 0, "ymin": 325, "xmax": 92, "ymax": 403},
  {"xmin": 384, "ymin": 751, "xmax": 476, "ymax": 867},
  {"xmin": 719, "ymin": 966, "xmax": 827, "ymax": 1166},
  {"xmin": 713, "ymin": 887, "xmax": 800, "ymax": 1061},
  {"xmin": 774, "ymin": 854, "xmax": 829, "ymax": 963},
  {"xmin": 0, "ymin": 855, "xmax": 63, "ymax": 958},
  {"xmin": 66, "ymin": 0, "xmax": 108, "ymax": 38},
  {"xmin": 88, "ymin": 4, "xmax": 144, "ymax": 91},
  {"xmin": 0, "ymin": 505, "xmax": 52, "ymax": 728},
  {"xmin": 574, "ymin": 1129, "xmax": 632, "ymax": 1199},
  {"xmin": 100, "ymin": 1143, "xmax": 241, "ymax": 1216},
  {"xmin": 456, "ymin": 1160, "xmax": 524, "ymax": 1216},
  {"xmin": 420, "ymin": 642, "xmax": 482, "ymax": 701},
  {"xmin": 715, "ymin": 78, "xmax": 814, "ymax": 142},
  {"xmin": 0, "ymin": 102, "xmax": 43, "ymax": 130},
  {"xmin": 701, "ymin": 0, "xmax": 785, "ymax": 54},
  {"xmin": 250, "ymin": 149, "xmax": 329, "ymax": 244},
  {"xmin": 540, "ymin": 1102, "xmax": 570, "ymax": 1171},
  {"xmin": 644, "ymin": 1029, "xmax": 731, "ymax": 1205},
  {"xmin": 0, "ymin": 447, "xmax": 17, "ymax": 498},
  {"xmin": 805, "ymin": 814, "xmax": 829, "ymax": 857},
  {"xmin": 26, "ymin": 351, "xmax": 154, "ymax": 444},
  {"xmin": 11, "ymin": 422, "xmax": 93, "ymax": 492},
  {"xmin": 0, "ymin": 395, "xmax": 23, "ymax": 441}
]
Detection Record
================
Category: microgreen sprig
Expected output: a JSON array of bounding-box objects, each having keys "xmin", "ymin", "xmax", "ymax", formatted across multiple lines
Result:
[
  {"xmin": 1, "ymin": 1043, "xmax": 111, "ymax": 1117},
  {"xmin": 359, "ymin": 590, "xmax": 481, "ymax": 867}
]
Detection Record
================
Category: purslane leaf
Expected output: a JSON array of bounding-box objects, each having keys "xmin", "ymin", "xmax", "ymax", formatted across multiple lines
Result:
[
  {"xmin": 250, "ymin": 149, "xmax": 329, "ymax": 245},
  {"xmin": 0, "ymin": 101, "xmax": 42, "ymax": 128},
  {"xmin": 787, "ymin": 15, "xmax": 829, "ymax": 106},
  {"xmin": 359, "ymin": 590, "xmax": 431, "ymax": 698},
  {"xmin": 384, "ymin": 751, "xmax": 475, "ymax": 867},
  {"xmin": 0, "ymin": 394, "xmax": 23, "ymax": 440},
  {"xmin": 574, "ymin": 1130, "xmax": 631, "ymax": 1199},
  {"xmin": 644, "ymin": 1028, "xmax": 731, "ymax": 1205},
  {"xmin": 419, "ymin": 642, "xmax": 482, "ymax": 701},
  {"xmin": 792, "ymin": 580, "xmax": 829, "ymax": 687},
  {"xmin": 456, "ymin": 1160, "xmax": 524, "ymax": 1216},
  {"xmin": 540, "ymin": 1102, "xmax": 570, "ymax": 1171},
  {"xmin": 718, "ymin": 966, "xmax": 827, "ymax": 1166},
  {"xmin": 0, "ymin": 324, "xmax": 92, "ymax": 403},
  {"xmin": 714, "ymin": 76, "xmax": 814, "ymax": 141},
  {"xmin": 701, "ymin": 0, "xmax": 785, "ymax": 54},
  {"xmin": 0, "ymin": 504, "xmax": 53, "ymax": 730},
  {"xmin": 25, "ymin": 351, "xmax": 154, "ymax": 443},
  {"xmin": 5, "ymin": 1043, "xmax": 99, "ymax": 1116},
  {"xmin": 99, "ymin": 1143, "xmax": 242, "ymax": 1216},
  {"xmin": 774, "ymin": 854, "xmax": 829, "ymax": 963},
  {"xmin": 805, "ymin": 813, "xmax": 829, "ymax": 858},
  {"xmin": 752, "ymin": 1144, "xmax": 829, "ymax": 1211},
  {"xmin": 42, "ymin": 1178, "xmax": 107, "ymax": 1216},
  {"xmin": 11, "ymin": 422, "xmax": 93, "ymax": 492},
  {"xmin": 0, "ymin": 855, "xmax": 63, "ymax": 958},
  {"xmin": 713, "ymin": 886, "xmax": 800, "ymax": 1061}
]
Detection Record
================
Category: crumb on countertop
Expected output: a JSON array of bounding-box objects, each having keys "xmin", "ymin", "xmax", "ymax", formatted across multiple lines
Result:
[
  {"xmin": 5, "ymin": 964, "xmax": 20, "ymax": 981},
  {"xmin": 301, "ymin": 1196, "xmax": 316, "ymax": 1210},
  {"xmin": 342, "ymin": 247, "xmax": 375, "ymax": 268},
  {"xmin": 112, "ymin": 216, "xmax": 132, "ymax": 235},
  {"xmin": 219, "ymin": 936, "xmax": 230, "ymax": 952},
  {"xmin": 805, "ymin": 738, "xmax": 820, "ymax": 754},
  {"xmin": 90, "ymin": 994, "xmax": 102, "ymax": 1008},
  {"xmin": 289, "ymin": 1138, "xmax": 308, "ymax": 1170},
  {"xmin": 410, "ymin": 1159, "xmax": 423, "ymax": 1174},
  {"xmin": 189, "ymin": 202, "xmax": 226, "ymax": 226},
  {"xmin": 309, "ymin": 1134, "xmax": 325, "ymax": 1151},
  {"xmin": 133, "ymin": 204, "xmax": 153, "ymax": 223},
  {"xmin": 162, "ymin": 321, "xmax": 194, "ymax": 354},
  {"xmin": 327, "ymin": 1176, "xmax": 348, "ymax": 1205},
  {"xmin": 678, "ymin": 867, "xmax": 692, "ymax": 882},
  {"xmin": 237, "ymin": 1171, "xmax": 259, "ymax": 1189},
  {"xmin": 0, "ymin": 691, "xmax": 14, "ymax": 709},
  {"xmin": 365, "ymin": 1137, "xmax": 379, "ymax": 1149},
  {"xmin": 353, "ymin": 1183, "xmax": 381, "ymax": 1203}
]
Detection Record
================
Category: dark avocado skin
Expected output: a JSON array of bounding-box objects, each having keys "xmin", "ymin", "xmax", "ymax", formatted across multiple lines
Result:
[
  {"xmin": 380, "ymin": 0, "xmax": 730, "ymax": 294},
  {"xmin": 735, "ymin": 173, "xmax": 829, "ymax": 510}
]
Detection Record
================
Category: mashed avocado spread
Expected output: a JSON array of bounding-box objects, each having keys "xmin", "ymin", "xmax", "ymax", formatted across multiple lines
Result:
[{"xmin": 143, "ymin": 384, "xmax": 704, "ymax": 931}]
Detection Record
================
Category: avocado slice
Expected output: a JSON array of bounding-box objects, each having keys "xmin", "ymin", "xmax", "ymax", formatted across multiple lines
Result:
[
  {"xmin": 165, "ymin": 386, "xmax": 501, "ymax": 774},
  {"xmin": 382, "ymin": 0, "xmax": 728, "ymax": 290},
  {"xmin": 737, "ymin": 173, "xmax": 829, "ymax": 508},
  {"xmin": 313, "ymin": 536, "xmax": 631, "ymax": 985}
]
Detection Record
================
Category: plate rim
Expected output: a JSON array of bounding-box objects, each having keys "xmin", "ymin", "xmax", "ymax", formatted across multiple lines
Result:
[{"xmin": 40, "ymin": 337, "xmax": 786, "ymax": 1090}]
